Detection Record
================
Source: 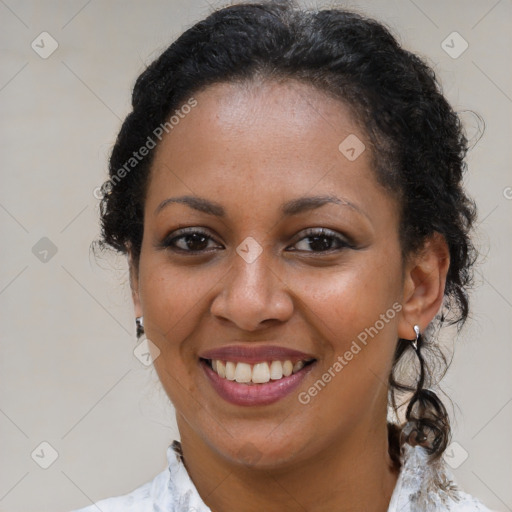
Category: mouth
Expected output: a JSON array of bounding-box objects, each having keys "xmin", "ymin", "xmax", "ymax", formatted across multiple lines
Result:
[
  {"xmin": 200, "ymin": 357, "xmax": 316, "ymax": 384},
  {"xmin": 198, "ymin": 347, "xmax": 317, "ymax": 406}
]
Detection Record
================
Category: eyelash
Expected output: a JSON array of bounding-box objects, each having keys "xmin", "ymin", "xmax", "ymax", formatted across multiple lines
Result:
[{"xmin": 161, "ymin": 227, "xmax": 354, "ymax": 254}]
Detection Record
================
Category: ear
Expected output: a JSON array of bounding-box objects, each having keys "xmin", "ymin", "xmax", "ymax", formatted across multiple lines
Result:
[
  {"xmin": 397, "ymin": 232, "xmax": 450, "ymax": 340},
  {"xmin": 127, "ymin": 248, "xmax": 142, "ymax": 318}
]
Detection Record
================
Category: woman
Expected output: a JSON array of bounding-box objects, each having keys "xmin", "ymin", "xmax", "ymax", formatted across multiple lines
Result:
[{"xmin": 73, "ymin": 1, "xmax": 493, "ymax": 511}]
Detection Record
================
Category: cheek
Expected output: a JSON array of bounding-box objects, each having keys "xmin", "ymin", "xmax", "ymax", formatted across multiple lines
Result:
[
  {"xmin": 139, "ymin": 261, "xmax": 210, "ymax": 407},
  {"xmin": 137, "ymin": 263, "xmax": 204, "ymax": 382},
  {"xmin": 299, "ymin": 257, "xmax": 401, "ymax": 343},
  {"xmin": 296, "ymin": 256, "xmax": 402, "ymax": 414},
  {"xmin": 139, "ymin": 256, "xmax": 221, "ymax": 338},
  {"xmin": 296, "ymin": 268, "xmax": 401, "ymax": 428}
]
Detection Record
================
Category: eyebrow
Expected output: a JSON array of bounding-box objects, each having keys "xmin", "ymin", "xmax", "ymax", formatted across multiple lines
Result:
[{"xmin": 154, "ymin": 194, "xmax": 369, "ymax": 219}]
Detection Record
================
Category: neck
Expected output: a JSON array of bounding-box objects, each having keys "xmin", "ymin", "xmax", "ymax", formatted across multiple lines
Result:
[{"xmin": 177, "ymin": 417, "xmax": 400, "ymax": 512}]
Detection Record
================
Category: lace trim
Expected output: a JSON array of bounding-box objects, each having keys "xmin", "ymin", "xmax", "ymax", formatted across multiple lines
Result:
[{"xmin": 398, "ymin": 443, "xmax": 461, "ymax": 511}]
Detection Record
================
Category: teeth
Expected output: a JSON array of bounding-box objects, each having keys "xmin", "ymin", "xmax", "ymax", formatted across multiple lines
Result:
[
  {"xmin": 216, "ymin": 360, "xmax": 226, "ymax": 378},
  {"xmin": 225, "ymin": 361, "xmax": 236, "ymax": 381},
  {"xmin": 292, "ymin": 361, "xmax": 305, "ymax": 373},
  {"xmin": 208, "ymin": 358, "xmax": 313, "ymax": 384},
  {"xmin": 283, "ymin": 360, "xmax": 293, "ymax": 377},
  {"xmin": 234, "ymin": 362, "xmax": 252, "ymax": 383},
  {"xmin": 269, "ymin": 360, "xmax": 283, "ymax": 380},
  {"xmin": 252, "ymin": 362, "xmax": 271, "ymax": 383}
]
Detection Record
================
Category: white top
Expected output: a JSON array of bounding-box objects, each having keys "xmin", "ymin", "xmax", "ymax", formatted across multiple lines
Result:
[{"xmin": 71, "ymin": 440, "xmax": 494, "ymax": 512}]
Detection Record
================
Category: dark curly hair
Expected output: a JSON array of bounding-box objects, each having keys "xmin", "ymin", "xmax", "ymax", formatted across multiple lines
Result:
[{"xmin": 95, "ymin": 0, "xmax": 480, "ymax": 470}]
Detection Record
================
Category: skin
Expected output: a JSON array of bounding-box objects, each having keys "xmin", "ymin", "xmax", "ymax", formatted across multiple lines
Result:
[{"xmin": 128, "ymin": 79, "xmax": 450, "ymax": 512}]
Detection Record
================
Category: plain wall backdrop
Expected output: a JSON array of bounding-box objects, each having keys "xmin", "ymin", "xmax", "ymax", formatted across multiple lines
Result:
[{"xmin": 0, "ymin": 1, "xmax": 511, "ymax": 511}]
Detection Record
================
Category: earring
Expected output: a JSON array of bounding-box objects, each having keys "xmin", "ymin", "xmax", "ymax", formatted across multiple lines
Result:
[
  {"xmin": 135, "ymin": 316, "xmax": 144, "ymax": 338},
  {"xmin": 410, "ymin": 324, "xmax": 420, "ymax": 351}
]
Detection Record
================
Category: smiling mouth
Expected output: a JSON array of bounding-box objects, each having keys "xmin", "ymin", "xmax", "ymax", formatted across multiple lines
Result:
[{"xmin": 200, "ymin": 358, "xmax": 316, "ymax": 385}]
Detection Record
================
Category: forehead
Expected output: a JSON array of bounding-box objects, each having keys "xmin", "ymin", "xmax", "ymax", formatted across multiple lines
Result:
[{"xmin": 145, "ymin": 79, "xmax": 396, "ymax": 225}]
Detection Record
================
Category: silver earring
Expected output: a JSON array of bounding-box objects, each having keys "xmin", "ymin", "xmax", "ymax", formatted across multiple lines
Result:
[
  {"xmin": 410, "ymin": 324, "xmax": 420, "ymax": 351},
  {"xmin": 135, "ymin": 316, "xmax": 144, "ymax": 338}
]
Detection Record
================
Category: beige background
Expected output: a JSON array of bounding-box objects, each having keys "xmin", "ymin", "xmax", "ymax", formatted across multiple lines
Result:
[{"xmin": 0, "ymin": 1, "xmax": 511, "ymax": 511}]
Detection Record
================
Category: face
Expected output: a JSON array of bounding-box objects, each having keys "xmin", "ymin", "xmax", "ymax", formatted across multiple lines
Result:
[{"xmin": 131, "ymin": 79, "xmax": 408, "ymax": 468}]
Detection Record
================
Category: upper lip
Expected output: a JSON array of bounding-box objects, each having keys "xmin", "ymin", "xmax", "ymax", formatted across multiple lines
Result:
[{"xmin": 199, "ymin": 345, "xmax": 316, "ymax": 364}]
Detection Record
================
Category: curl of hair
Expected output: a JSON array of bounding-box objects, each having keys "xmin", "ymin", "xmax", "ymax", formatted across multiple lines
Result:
[{"xmin": 96, "ymin": 0, "xmax": 480, "ymax": 469}]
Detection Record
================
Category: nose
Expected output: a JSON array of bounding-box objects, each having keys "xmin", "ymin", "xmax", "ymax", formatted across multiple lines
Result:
[{"xmin": 210, "ymin": 245, "xmax": 294, "ymax": 331}]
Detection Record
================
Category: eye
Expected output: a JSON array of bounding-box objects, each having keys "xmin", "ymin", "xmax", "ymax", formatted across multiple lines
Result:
[
  {"xmin": 288, "ymin": 228, "xmax": 353, "ymax": 253},
  {"xmin": 160, "ymin": 227, "xmax": 353, "ymax": 255},
  {"xmin": 161, "ymin": 228, "xmax": 223, "ymax": 253}
]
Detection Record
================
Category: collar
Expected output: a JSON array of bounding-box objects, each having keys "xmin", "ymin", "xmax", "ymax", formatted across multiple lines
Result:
[{"xmin": 153, "ymin": 440, "xmax": 466, "ymax": 512}]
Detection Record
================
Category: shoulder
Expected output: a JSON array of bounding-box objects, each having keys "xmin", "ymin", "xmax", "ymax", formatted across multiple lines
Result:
[
  {"xmin": 448, "ymin": 490, "xmax": 498, "ymax": 512},
  {"xmin": 69, "ymin": 441, "xmax": 211, "ymax": 512},
  {"xmin": 388, "ymin": 443, "xmax": 495, "ymax": 512},
  {"xmin": 69, "ymin": 468, "xmax": 167, "ymax": 512}
]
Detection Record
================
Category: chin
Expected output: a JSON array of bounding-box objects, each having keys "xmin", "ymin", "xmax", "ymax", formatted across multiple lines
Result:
[{"xmin": 211, "ymin": 430, "xmax": 313, "ymax": 471}]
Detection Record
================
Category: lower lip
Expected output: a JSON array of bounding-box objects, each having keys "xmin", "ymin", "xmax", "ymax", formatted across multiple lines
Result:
[{"xmin": 200, "ymin": 360, "xmax": 315, "ymax": 406}]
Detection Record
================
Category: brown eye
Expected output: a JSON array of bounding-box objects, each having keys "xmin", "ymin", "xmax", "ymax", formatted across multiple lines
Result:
[
  {"xmin": 290, "ymin": 228, "xmax": 353, "ymax": 253},
  {"xmin": 162, "ymin": 228, "xmax": 223, "ymax": 253}
]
